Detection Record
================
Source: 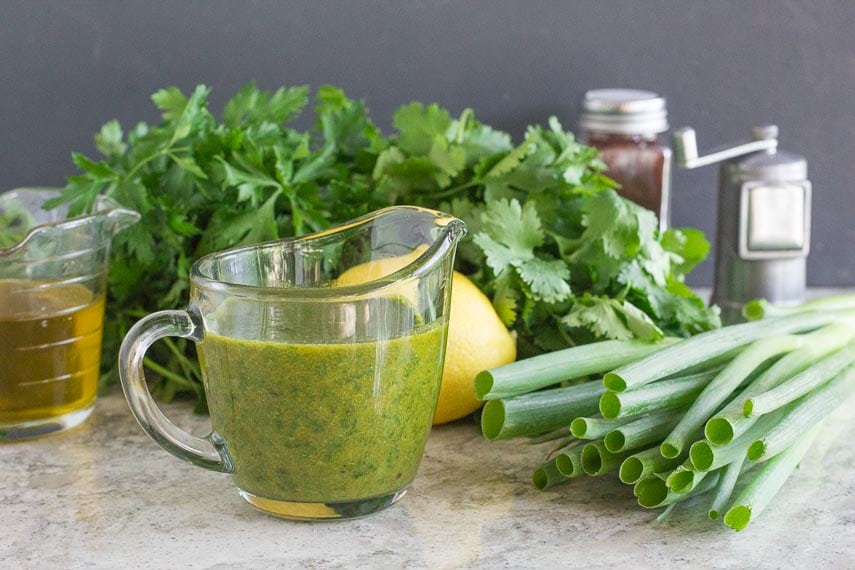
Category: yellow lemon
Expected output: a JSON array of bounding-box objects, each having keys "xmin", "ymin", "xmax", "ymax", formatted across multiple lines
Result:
[
  {"xmin": 433, "ymin": 272, "xmax": 516, "ymax": 425},
  {"xmin": 336, "ymin": 245, "xmax": 428, "ymax": 286},
  {"xmin": 335, "ymin": 246, "xmax": 426, "ymax": 306},
  {"xmin": 336, "ymin": 254, "xmax": 516, "ymax": 425}
]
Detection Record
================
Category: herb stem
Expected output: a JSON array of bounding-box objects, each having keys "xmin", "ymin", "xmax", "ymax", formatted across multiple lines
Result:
[{"xmin": 143, "ymin": 357, "xmax": 198, "ymax": 389}]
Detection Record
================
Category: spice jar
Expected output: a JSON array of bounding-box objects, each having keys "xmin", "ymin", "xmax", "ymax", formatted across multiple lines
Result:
[{"xmin": 578, "ymin": 89, "xmax": 671, "ymax": 229}]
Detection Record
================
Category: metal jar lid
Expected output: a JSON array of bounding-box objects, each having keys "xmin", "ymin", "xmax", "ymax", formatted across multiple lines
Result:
[{"xmin": 579, "ymin": 89, "xmax": 669, "ymax": 135}]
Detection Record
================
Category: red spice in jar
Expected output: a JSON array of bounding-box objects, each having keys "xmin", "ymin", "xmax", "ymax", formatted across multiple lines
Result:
[{"xmin": 579, "ymin": 89, "xmax": 672, "ymax": 229}]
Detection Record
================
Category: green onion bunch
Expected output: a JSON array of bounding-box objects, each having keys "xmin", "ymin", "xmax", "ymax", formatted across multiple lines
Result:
[{"xmin": 478, "ymin": 294, "xmax": 855, "ymax": 531}]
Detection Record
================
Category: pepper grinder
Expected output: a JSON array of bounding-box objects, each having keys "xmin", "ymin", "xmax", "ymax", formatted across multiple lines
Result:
[{"xmin": 673, "ymin": 125, "xmax": 811, "ymax": 323}]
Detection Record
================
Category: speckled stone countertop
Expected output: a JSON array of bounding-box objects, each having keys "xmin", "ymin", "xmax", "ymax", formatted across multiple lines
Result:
[{"xmin": 2, "ymin": 386, "xmax": 854, "ymax": 569}]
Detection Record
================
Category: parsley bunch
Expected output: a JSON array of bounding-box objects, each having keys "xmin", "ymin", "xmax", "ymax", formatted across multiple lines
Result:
[{"xmin": 51, "ymin": 84, "xmax": 719, "ymax": 409}]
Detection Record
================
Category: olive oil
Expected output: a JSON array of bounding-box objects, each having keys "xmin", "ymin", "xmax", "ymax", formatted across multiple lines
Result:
[{"xmin": 0, "ymin": 280, "xmax": 105, "ymax": 426}]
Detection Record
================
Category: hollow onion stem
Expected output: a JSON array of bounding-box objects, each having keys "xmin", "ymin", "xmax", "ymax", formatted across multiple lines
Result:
[
  {"xmin": 708, "ymin": 456, "xmax": 745, "ymax": 520},
  {"xmin": 474, "ymin": 338, "xmax": 677, "ymax": 400},
  {"xmin": 691, "ymin": 409, "xmax": 787, "ymax": 472},
  {"xmin": 747, "ymin": 365, "xmax": 855, "ymax": 461},
  {"xmin": 527, "ymin": 428, "xmax": 573, "ymax": 445},
  {"xmin": 704, "ymin": 322, "xmax": 855, "ymax": 446},
  {"xmin": 481, "ymin": 380, "xmax": 603, "ymax": 440},
  {"xmin": 745, "ymin": 345, "xmax": 855, "ymax": 417},
  {"xmin": 603, "ymin": 311, "xmax": 846, "ymax": 393},
  {"xmin": 665, "ymin": 459, "xmax": 711, "ymax": 494},
  {"xmin": 555, "ymin": 442, "xmax": 586, "ymax": 477},
  {"xmin": 604, "ymin": 407, "xmax": 685, "ymax": 453},
  {"xmin": 599, "ymin": 369, "xmax": 718, "ymax": 420},
  {"xmin": 660, "ymin": 334, "xmax": 806, "ymax": 458},
  {"xmin": 533, "ymin": 457, "xmax": 572, "ymax": 490},
  {"xmin": 636, "ymin": 469, "xmax": 721, "ymax": 509},
  {"xmin": 619, "ymin": 446, "xmax": 685, "ymax": 485},
  {"xmin": 743, "ymin": 295, "xmax": 855, "ymax": 321},
  {"xmin": 580, "ymin": 442, "xmax": 626, "ymax": 476},
  {"xmin": 724, "ymin": 424, "xmax": 822, "ymax": 531},
  {"xmin": 570, "ymin": 415, "xmax": 636, "ymax": 440}
]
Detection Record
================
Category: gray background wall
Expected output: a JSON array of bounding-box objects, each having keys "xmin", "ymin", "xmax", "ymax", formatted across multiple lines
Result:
[{"xmin": 1, "ymin": 0, "xmax": 853, "ymax": 285}]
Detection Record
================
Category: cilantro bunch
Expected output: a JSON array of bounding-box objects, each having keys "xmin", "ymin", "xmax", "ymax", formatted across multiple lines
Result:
[
  {"xmin": 375, "ymin": 104, "xmax": 720, "ymax": 355},
  {"xmin": 53, "ymin": 83, "xmax": 719, "ymax": 409}
]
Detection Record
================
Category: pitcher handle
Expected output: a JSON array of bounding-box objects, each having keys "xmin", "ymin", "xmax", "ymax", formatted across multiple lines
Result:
[{"xmin": 118, "ymin": 309, "xmax": 233, "ymax": 473}]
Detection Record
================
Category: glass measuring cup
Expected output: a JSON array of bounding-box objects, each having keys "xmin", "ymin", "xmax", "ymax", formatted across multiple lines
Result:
[
  {"xmin": 0, "ymin": 188, "xmax": 139, "ymax": 440},
  {"xmin": 118, "ymin": 206, "xmax": 466, "ymax": 520}
]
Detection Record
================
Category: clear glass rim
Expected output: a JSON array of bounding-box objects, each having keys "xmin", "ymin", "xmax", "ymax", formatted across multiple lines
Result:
[
  {"xmin": 0, "ymin": 188, "xmax": 139, "ymax": 255},
  {"xmin": 189, "ymin": 206, "xmax": 466, "ymax": 301}
]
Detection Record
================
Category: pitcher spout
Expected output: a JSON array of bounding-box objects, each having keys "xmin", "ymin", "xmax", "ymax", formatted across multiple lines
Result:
[{"xmin": 106, "ymin": 206, "xmax": 141, "ymax": 235}]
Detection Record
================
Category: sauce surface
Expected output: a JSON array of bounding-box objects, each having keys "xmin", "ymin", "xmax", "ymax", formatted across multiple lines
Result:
[{"xmin": 198, "ymin": 323, "xmax": 446, "ymax": 503}]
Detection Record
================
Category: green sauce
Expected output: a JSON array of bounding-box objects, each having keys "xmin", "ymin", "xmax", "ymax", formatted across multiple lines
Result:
[{"xmin": 198, "ymin": 323, "xmax": 446, "ymax": 503}]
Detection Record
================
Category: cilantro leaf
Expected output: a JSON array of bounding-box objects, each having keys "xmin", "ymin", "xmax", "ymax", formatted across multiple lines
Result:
[
  {"xmin": 474, "ymin": 232, "xmax": 518, "ymax": 277},
  {"xmin": 563, "ymin": 295, "xmax": 663, "ymax": 342},
  {"xmin": 515, "ymin": 256, "xmax": 571, "ymax": 304},
  {"xmin": 479, "ymin": 199, "xmax": 543, "ymax": 259},
  {"xmin": 484, "ymin": 134, "xmax": 535, "ymax": 179},
  {"xmin": 393, "ymin": 102, "xmax": 452, "ymax": 156},
  {"xmin": 662, "ymin": 227, "xmax": 711, "ymax": 277},
  {"xmin": 491, "ymin": 272, "xmax": 520, "ymax": 327}
]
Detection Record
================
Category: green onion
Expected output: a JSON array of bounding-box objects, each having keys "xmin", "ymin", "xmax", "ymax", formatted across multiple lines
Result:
[
  {"xmin": 570, "ymin": 415, "xmax": 636, "ymax": 440},
  {"xmin": 704, "ymin": 323, "xmax": 854, "ymax": 445},
  {"xmin": 660, "ymin": 334, "xmax": 805, "ymax": 458},
  {"xmin": 599, "ymin": 370, "xmax": 717, "ymax": 420},
  {"xmin": 747, "ymin": 365, "xmax": 855, "ymax": 461},
  {"xmin": 481, "ymin": 380, "xmax": 603, "ymax": 440},
  {"xmin": 724, "ymin": 424, "xmax": 822, "ymax": 531},
  {"xmin": 526, "ymin": 428, "xmax": 574, "ymax": 445},
  {"xmin": 555, "ymin": 442, "xmax": 585, "ymax": 477},
  {"xmin": 666, "ymin": 459, "xmax": 711, "ymax": 494},
  {"xmin": 636, "ymin": 469, "xmax": 721, "ymax": 509},
  {"xmin": 655, "ymin": 503, "xmax": 677, "ymax": 522},
  {"xmin": 744, "ymin": 345, "xmax": 855, "ymax": 417},
  {"xmin": 603, "ymin": 408, "xmax": 684, "ymax": 453},
  {"xmin": 708, "ymin": 456, "xmax": 745, "ymax": 520},
  {"xmin": 619, "ymin": 447, "xmax": 684, "ymax": 485},
  {"xmin": 533, "ymin": 457, "xmax": 573, "ymax": 490},
  {"xmin": 474, "ymin": 339, "xmax": 677, "ymax": 400},
  {"xmin": 691, "ymin": 410, "xmax": 786, "ymax": 471},
  {"xmin": 580, "ymin": 442, "xmax": 625, "ymax": 476},
  {"xmin": 603, "ymin": 311, "xmax": 841, "ymax": 392},
  {"xmin": 743, "ymin": 295, "xmax": 855, "ymax": 321}
]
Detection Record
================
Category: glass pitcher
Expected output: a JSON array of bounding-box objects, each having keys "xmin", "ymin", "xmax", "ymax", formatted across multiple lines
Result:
[
  {"xmin": 0, "ymin": 188, "xmax": 139, "ymax": 440},
  {"xmin": 118, "ymin": 206, "xmax": 466, "ymax": 520}
]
